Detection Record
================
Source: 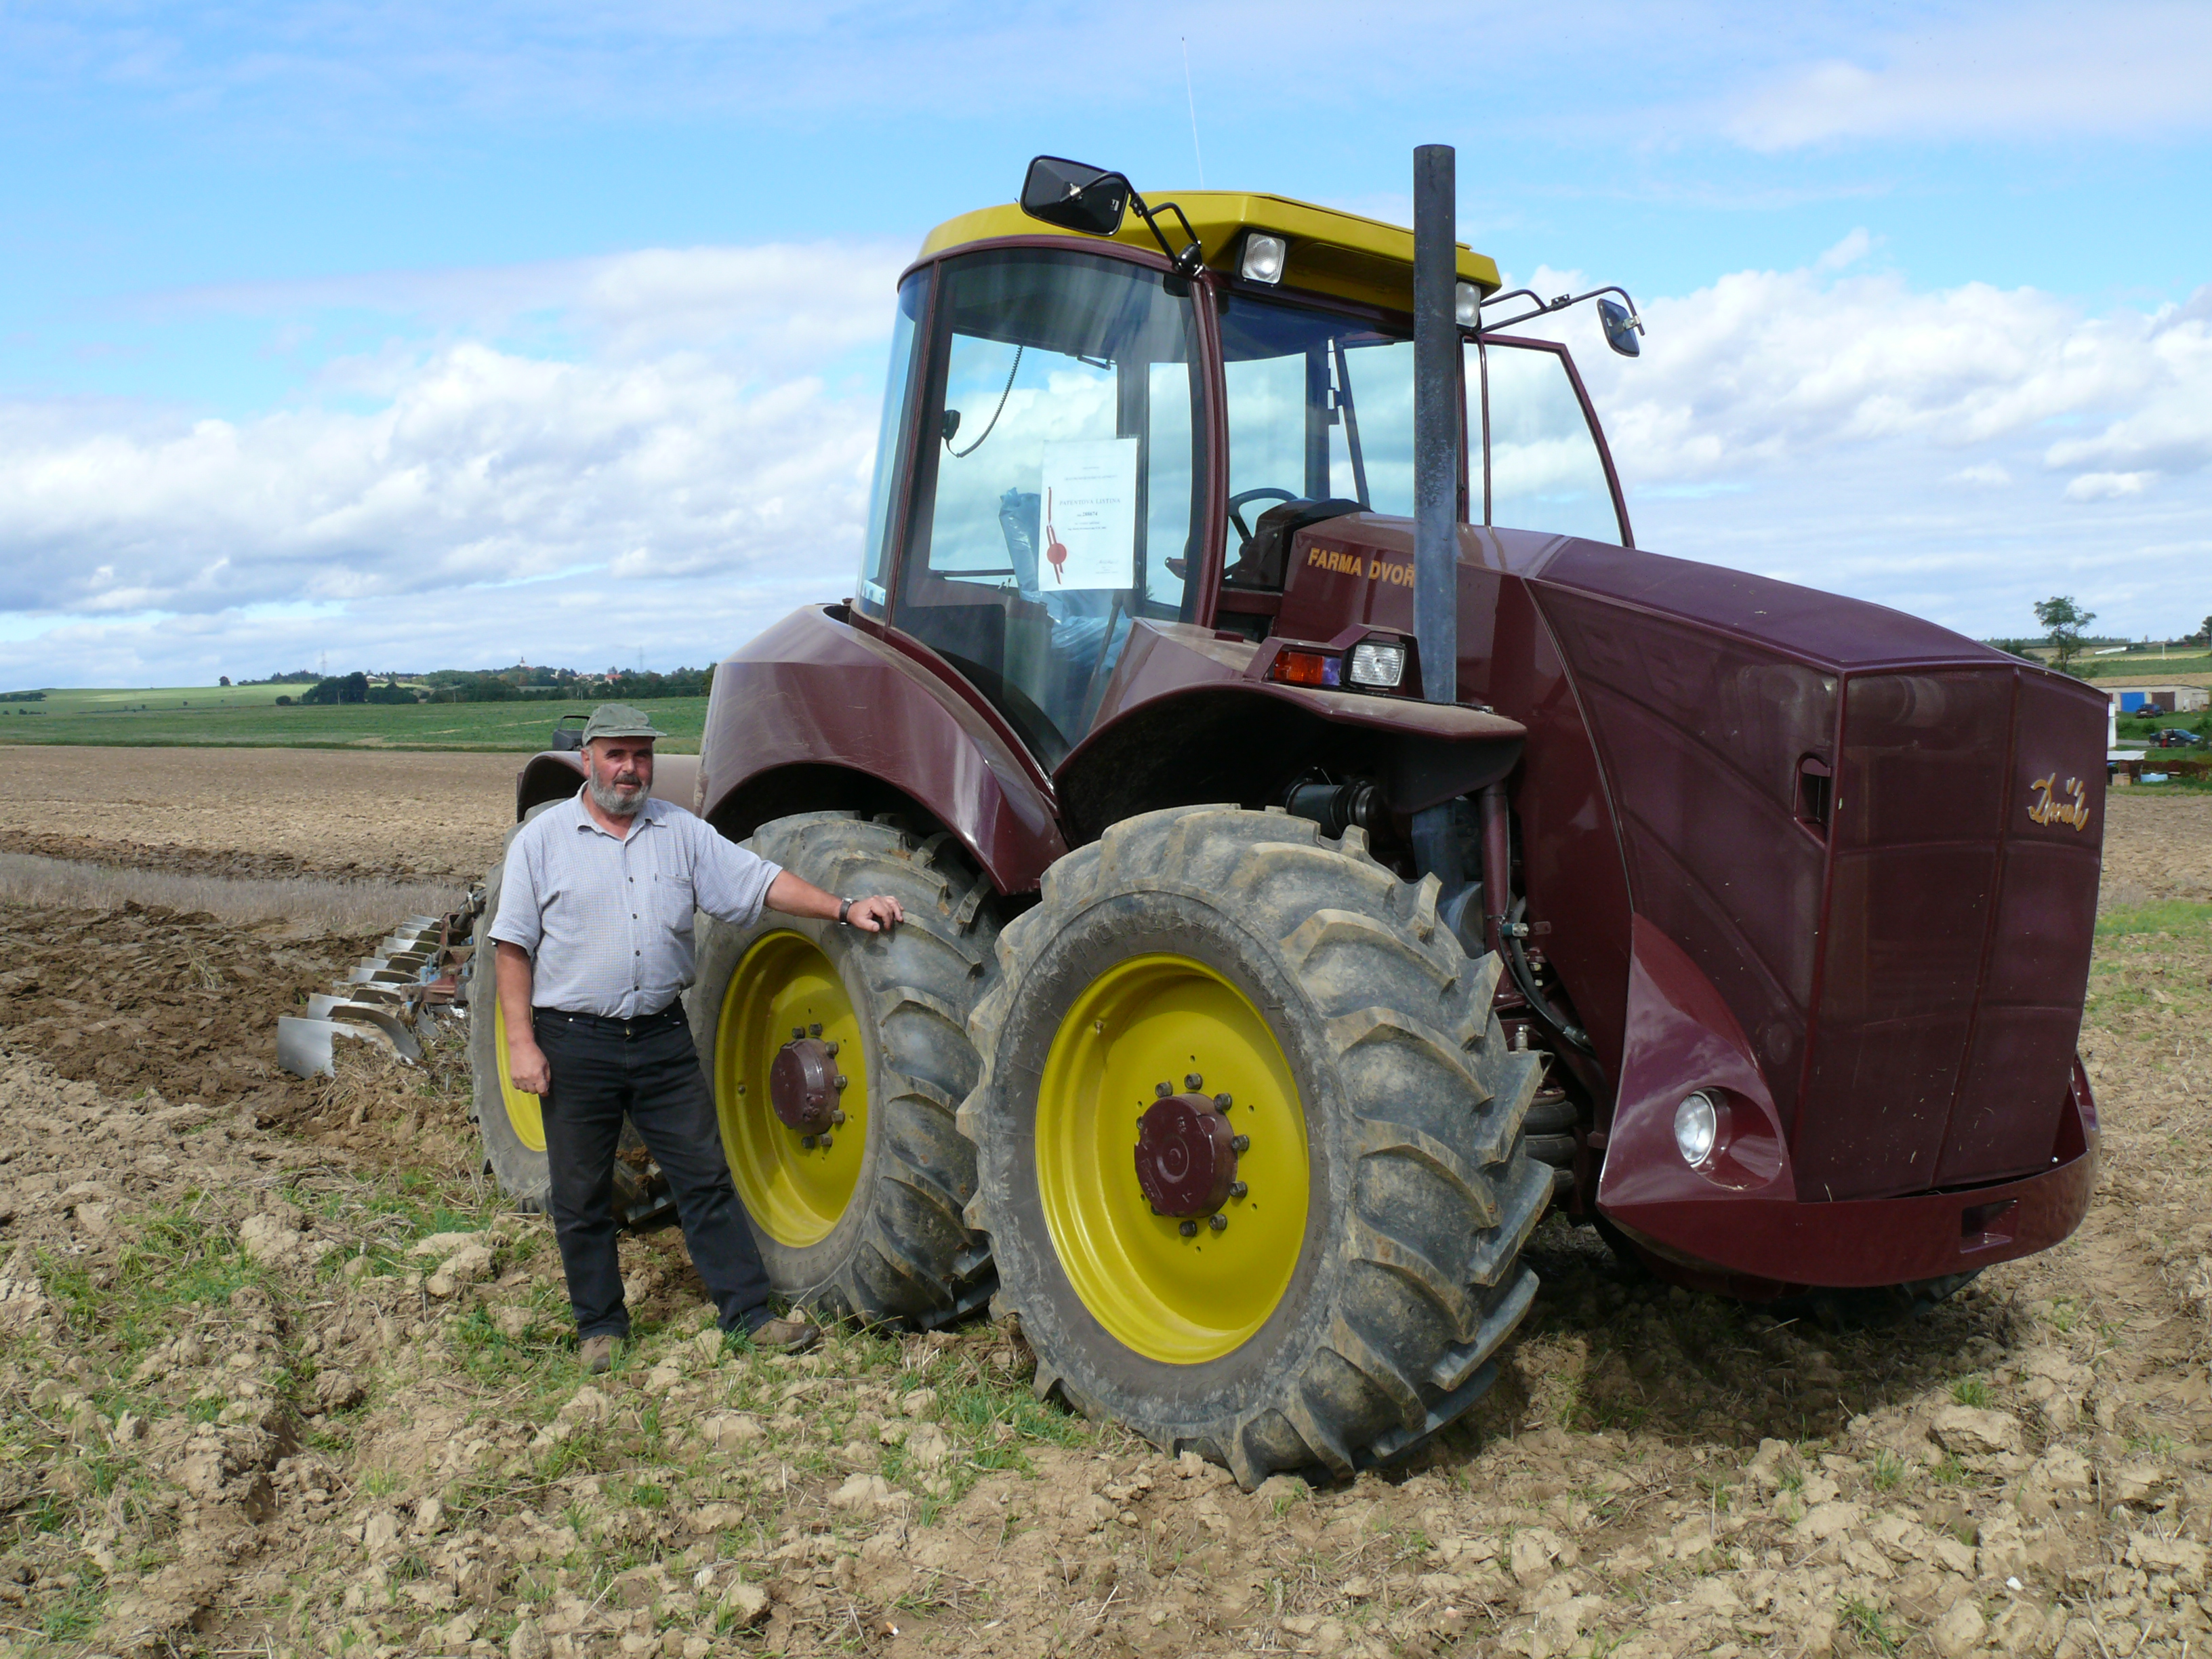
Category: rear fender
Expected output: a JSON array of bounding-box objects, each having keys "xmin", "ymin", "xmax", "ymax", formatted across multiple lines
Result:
[
  {"xmin": 516, "ymin": 752, "xmax": 585, "ymax": 819},
  {"xmin": 698, "ymin": 606, "xmax": 1066, "ymax": 894},
  {"xmin": 1057, "ymin": 619, "xmax": 1524, "ymax": 844}
]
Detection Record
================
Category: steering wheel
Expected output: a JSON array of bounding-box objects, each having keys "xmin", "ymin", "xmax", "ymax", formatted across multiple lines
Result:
[{"xmin": 1227, "ymin": 487, "xmax": 1299, "ymax": 546}]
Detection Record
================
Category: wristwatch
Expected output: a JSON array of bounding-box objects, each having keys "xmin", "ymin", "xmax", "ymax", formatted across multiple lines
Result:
[{"xmin": 837, "ymin": 899, "xmax": 853, "ymax": 926}]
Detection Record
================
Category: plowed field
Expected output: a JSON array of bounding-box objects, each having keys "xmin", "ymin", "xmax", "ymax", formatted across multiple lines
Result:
[{"xmin": 0, "ymin": 763, "xmax": 2207, "ymax": 1659}]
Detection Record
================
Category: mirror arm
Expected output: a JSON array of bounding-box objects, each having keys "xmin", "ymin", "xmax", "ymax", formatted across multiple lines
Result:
[
  {"xmin": 1127, "ymin": 192, "xmax": 1206, "ymax": 277},
  {"xmin": 1477, "ymin": 283, "xmax": 1642, "ymax": 337}
]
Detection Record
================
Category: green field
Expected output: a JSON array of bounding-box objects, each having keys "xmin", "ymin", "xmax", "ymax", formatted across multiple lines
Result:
[
  {"xmin": 2078, "ymin": 653, "xmax": 2212, "ymax": 678},
  {"xmin": 0, "ymin": 688, "xmax": 707, "ymax": 752}
]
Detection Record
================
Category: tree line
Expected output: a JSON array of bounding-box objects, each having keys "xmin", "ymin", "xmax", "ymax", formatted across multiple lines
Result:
[{"xmin": 269, "ymin": 665, "xmax": 716, "ymax": 706}]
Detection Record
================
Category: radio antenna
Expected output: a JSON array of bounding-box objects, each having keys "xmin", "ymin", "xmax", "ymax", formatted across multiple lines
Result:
[{"xmin": 1181, "ymin": 38, "xmax": 1206, "ymax": 188}]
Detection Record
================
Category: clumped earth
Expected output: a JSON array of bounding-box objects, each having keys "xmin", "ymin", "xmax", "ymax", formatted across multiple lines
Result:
[{"xmin": 0, "ymin": 790, "xmax": 2208, "ymax": 1658}]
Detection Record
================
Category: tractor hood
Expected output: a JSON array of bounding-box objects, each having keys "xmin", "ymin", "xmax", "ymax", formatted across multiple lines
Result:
[
  {"xmin": 1533, "ymin": 537, "xmax": 2108, "ymax": 1202},
  {"xmin": 1265, "ymin": 516, "xmax": 2107, "ymax": 1205}
]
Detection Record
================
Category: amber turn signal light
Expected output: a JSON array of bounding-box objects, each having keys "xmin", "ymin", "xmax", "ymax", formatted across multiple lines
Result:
[{"xmin": 1268, "ymin": 649, "xmax": 1341, "ymax": 688}]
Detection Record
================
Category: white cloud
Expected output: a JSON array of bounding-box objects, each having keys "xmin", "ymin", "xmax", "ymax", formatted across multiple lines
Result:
[
  {"xmin": 7, "ymin": 241, "xmax": 2212, "ymax": 687},
  {"xmin": 1813, "ymin": 228, "xmax": 1874, "ymax": 272},
  {"xmin": 1504, "ymin": 265, "xmax": 2212, "ymax": 636},
  {"xmin": 1727, "ymin": 3, "xmax": 2212, "ymax": 148},
  {"xmin": 2063, "ymin": 471, "xmax": 2154, "ymax": 501},
  {"xmin": 0, "ymin": 241, "xmax": 919, "ymax": 685}
]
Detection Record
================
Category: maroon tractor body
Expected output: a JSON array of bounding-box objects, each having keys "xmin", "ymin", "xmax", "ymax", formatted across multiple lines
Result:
[{"xmin": 485, "ymin": 177, "xmax": 2100, "ymax": 1477}]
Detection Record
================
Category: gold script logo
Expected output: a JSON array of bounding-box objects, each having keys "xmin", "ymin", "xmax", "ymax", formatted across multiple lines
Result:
[{"xmin": 2028, "ymin": 774, "xmax": 2090, "ymax": 830}]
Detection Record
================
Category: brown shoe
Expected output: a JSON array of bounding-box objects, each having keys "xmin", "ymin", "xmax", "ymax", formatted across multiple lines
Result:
[
  {"xmin": 580, "ymin": 1334, "xmax": 619, "ymax": 1374},
  {"xmin": 747, "ymin": 1314, "xmax": 819, "ymax": 1353}
]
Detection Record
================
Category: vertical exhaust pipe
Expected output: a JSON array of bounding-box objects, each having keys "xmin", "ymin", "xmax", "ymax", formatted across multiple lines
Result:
[
  {"xmin": 1408, "ymin": 144, "xmax": 1473, "ymax": 932},
  {"xmin": 1412, "ymin": 143, "xmax": 1458, "ymax": 708}
]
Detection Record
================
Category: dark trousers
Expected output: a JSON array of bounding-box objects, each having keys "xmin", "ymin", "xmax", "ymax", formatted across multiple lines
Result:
[{"xmin": 533, "ymin": 1006, "xmax": 774, "ymax": 1340}]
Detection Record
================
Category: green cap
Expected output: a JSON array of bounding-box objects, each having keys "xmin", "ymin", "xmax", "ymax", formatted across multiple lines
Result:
[{"xmin": 581, "ymin": 702, "xmax": 668, "ymax": 742}]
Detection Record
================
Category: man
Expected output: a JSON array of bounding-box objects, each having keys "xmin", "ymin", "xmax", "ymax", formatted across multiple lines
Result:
[{"xmin": 490, "ymin": 703, "xmax": 905, "ymax": 1372}]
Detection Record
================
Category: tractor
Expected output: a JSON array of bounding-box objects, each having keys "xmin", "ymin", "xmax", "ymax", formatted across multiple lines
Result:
[{"xmin": 470, "ymin": 150, "xmax": 2104, "ymax": 1487}]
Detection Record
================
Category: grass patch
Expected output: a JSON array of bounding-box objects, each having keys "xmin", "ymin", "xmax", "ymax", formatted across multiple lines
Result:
[
  {"xmin": 1948, "ymin": 1375, "xmax": 1995, "ymax": 1409},
  {"xmin": 1868, "ymin": 1449, "xmax": 1906, "ymax": 1492},
  {"xmin": 2095, "ymin": 900, "xmax": 2212, "ymax": 939},
  {"xmin": 1838, "ymin": 1595, "xmax": 1903, "ymax": 1654}
]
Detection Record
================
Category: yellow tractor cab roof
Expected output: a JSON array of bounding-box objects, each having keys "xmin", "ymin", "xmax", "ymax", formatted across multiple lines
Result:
[{"xmin": 919, "ymin": 190, "xmax": 1502, "ymax": 319}]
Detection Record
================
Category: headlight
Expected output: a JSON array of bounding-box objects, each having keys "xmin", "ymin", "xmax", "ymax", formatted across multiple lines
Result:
[
  {"xmin": 1347, "ymin": 640, "xmax": 1406, "ymax": 689},
  {"xmin": 1673, "ymin": 1092, "xmax": 1718, "ymax": 1166},
  {"xmin": 1456, "ymin": 281, "xmax": 1481, "ymax": 328},
  {"xmin": 1242, "ymin": 233, "xmax": 1288, "ymax": 284}
]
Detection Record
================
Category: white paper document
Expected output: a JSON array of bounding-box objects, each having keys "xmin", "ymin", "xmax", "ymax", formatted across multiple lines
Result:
[{"xmin": 1036, "ymin": 438, "xmax": 1139, "ymax": 590}]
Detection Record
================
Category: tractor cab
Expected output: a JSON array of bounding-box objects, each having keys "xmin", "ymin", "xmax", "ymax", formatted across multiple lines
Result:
[{"xmin": 854, "ymin": 169, "xmax": 1635, "ymax": 767}]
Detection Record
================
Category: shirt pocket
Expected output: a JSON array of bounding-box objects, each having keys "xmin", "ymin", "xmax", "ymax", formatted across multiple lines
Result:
[{"xmin": 651, "ymin": 870, "xmax": 697, "ymax": 933}]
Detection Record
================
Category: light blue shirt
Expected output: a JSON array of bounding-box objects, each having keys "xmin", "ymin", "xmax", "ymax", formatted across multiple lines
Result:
[{"xmin": 488, "ymin": 792, "xmax": 783, "ymax": 1019}]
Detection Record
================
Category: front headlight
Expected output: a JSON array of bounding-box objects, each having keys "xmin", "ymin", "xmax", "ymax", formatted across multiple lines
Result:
[
  {"xmin": 1673, "ymin": 1092, "xmax": 1718, "ymax": 1166},
  {"xmin": 1347, "ymin": 640, "xmax": 1406, "ymax": 689}
]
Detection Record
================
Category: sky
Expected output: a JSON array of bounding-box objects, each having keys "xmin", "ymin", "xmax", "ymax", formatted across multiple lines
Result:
[{"xmin": 1, "ymin": 1, "xmax": 2208, "ymax": 687}]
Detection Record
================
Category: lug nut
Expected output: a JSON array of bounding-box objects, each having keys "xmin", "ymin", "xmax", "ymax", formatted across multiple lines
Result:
[
  {"xmin": 792, "ymin": 1027, "xmax": 806, "ymax": 1041},
  {"xmin": 1228, "ymin": 1181, "xmax": 1248, "ymax": 1200},
  {"xmin": 1208, "ymin": 1213, "xmax": 1228, "ymax": 1233},
  {"xmin": 801, "ymin": 1134, "xmax": 818, "ymax": 1149},
  {"xmin": 834, "ymin": 1074, "xmax": 848, "ymax": 1091},
  {"xmin": 825, "ymin": 1040, "xmax": 839, "ymax": 1056},
  {"xmin": 1185, "ymin": 1072, "xmax": 1204, "ymax": 1090},
  {"xmin": 1178, "ymin": 1219, "xmax": 1198, "ymax": 1238},
  {"xmin": 1155, "ymin": 1081, "xmax": 1174, "ymax": 1099},
  {"xmin": 830, "ymin": 1107, "xmax": 846, "ymax": 1126},
  {"xmin": 1214, "ymin": 1092, "xmax": 1233, "ymax": 1109},
  {"xmin": 809, "ymin": 1023, "xmax": 823, "ymax": 1038},
  {"xmin": 1231, "ymin": 1134, "xmax": 1250, "ymax": 1153},
  {"xmin": 819, "ymin": 1133, "xmax": 834, "ymax": 1149}
]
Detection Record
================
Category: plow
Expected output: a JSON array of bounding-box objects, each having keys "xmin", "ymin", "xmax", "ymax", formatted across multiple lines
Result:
[{"xmin": 293, "ymin": 145, "xmax": 2106, "ymax": 1486}]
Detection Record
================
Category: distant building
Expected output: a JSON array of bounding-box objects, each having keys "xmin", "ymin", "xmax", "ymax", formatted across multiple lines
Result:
[{"xmin": 2109, "ymin": 685, "xmax": 2211, "ymax": 714}]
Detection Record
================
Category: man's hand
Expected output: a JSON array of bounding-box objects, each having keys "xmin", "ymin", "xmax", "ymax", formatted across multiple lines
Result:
[
  {"xmin": 508, "ymin": 1037, "xmax": 552, "ymax": 1095},
  {"xmin": 766, "ymin": 870, "xmax": 903, "ymax": 933},
  {"xmin": 494, "ymin": 941, "xmax": 550, "ymax": 1094},
  {"xmin": 844, "ymin": 895, "xmax": 905, "ymax": 933}
]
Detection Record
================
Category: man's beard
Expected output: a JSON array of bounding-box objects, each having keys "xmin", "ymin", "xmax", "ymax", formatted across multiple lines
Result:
[{"xmin": 588, "ymin": 771, "xmax": 647, "ymax": 816}]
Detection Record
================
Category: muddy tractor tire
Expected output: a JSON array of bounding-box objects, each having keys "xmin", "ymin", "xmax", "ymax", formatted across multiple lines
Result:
[
  {"xmin": 468, "ymin": 817, "xmax": 671, "ymax": 1227},
  {"xmin": 687, "ymin": 812, "xmax": 1000, "ymax": 1328},
  {"xmin": 960, "ymin": 805, "xmax": 1551, "ymax": 1488}
]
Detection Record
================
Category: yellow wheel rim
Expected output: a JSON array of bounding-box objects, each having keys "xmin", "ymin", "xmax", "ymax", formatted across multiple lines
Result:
[
  {"xmin": 1037, "ymin": 954, "xmax": 1309, "ymax": 1364},
  {"xmin": 715, "ymin": 932, "xmax": 869, "ymax": 1248},
  {"xmin": 491, "ymin": 996, "xmax": 547, "ymax": 1153}
]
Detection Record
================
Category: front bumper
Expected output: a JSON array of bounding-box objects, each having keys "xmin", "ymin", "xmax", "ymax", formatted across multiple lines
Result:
[
  {"xmin": 1593, "ymin": 916, "xmax": 2097, "ymax": 1293},
  {"xmin": 1603, "ymin": 1059, "xmax": 2097, "ymax": 1292}
]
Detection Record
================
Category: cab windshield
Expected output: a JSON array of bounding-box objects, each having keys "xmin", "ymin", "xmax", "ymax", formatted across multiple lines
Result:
[
  {"xmin": 892, "ymin": 250, "xmax": 1202, "ymax": 768},
  {"xmin": 1217, "ymin": 295, "xmax": 1414, "ymax": 584}
]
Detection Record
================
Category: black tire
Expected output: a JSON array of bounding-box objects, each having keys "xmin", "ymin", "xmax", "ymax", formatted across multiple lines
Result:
[
  {"xmin": 687, "ymin": 812, "xmax": 999, "ymax": 1328},
  {"xmin": 468, "ymin": 815, "xmax": 671, "ymax": 1227},
  {"xmin": 960, "ymin": 805, "xmax": 1550, "ymax": 1488}
]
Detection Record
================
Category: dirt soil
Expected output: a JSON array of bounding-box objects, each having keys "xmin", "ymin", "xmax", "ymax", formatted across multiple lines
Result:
[
  {"xmin": 3, "ymin": 747, "xmax": 522, "ymax": 883},
  {"xmin": 1, "ymin": 770, "xmax": 2209, "ymax": 1659}
]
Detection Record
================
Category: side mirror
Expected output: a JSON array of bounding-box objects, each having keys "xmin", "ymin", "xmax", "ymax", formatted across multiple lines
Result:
[
  {"xmin": 1020, "ymin": 156, "xmax": 1131, "ymax": 238},
  {"xmin": 1598, "ymin": 296, "xmax": 1643, "ymax": 358}
]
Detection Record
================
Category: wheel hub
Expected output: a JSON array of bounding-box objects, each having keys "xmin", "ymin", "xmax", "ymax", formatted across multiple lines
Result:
[
  {"xmin": 1134, "ymin": 1090, "xmax": 1239, "ymax": 1218},
  {"xmin": 769, "ymin": 1031, "xmax": 843, "ymax": 1134}
]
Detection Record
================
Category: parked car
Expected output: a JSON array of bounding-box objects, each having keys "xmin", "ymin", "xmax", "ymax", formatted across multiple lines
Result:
[{"xmin": 2151, "ymin": 729, "xmax": 2207, "ymax": 747}]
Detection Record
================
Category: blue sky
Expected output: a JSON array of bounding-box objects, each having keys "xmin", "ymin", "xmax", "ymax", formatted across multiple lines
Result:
[{"xmin": 2, "ymin": 1, "xmax": 2208, "ymax": 684}]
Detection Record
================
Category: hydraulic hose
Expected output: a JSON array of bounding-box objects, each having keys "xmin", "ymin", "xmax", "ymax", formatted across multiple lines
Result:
[{"xmin": 1503, "ymin": 901, "xmax": 1595, "ymax": 1057}]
